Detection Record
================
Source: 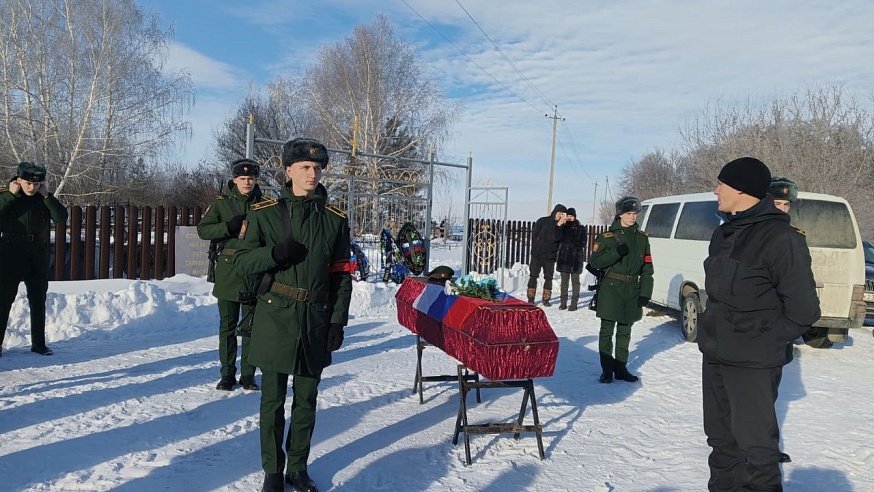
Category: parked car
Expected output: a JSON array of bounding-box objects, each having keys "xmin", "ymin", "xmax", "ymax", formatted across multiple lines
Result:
[{"xmin": 863, "ymin": 240, "xmax": 874, "ymax": 319}]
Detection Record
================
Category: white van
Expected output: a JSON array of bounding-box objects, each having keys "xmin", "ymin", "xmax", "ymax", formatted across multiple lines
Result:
[{"xmin": 639, "ymin": 192, "xmax": 866, "ymax": 345}]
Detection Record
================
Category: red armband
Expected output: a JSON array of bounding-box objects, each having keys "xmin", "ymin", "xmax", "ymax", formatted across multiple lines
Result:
[
  {"xmin": 644, "ymin": 255, "xmax": 652, "ymax": 263},
  {"xmin": 330, "ymin": 259, "xmax": 354, "ymax": 273}
]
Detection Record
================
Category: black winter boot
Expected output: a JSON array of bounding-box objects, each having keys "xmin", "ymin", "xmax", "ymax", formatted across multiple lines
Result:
[
  {"xmin": 598, "ymin": 352, "xmax": 614, "ymax": 383},
  {"xmin": 262, "ymin": 472, "xmax": 285, "ymax": 492},
  {"xmin": 215, "ymin": 376, "xmax": 236, "ymax": 391},
  {"xmin": 286, "ymin": 470, "xmax": 319, "ymax": 492},
  {"xmin": 239, "ymin": 375, "xmax": 259, "ymax": 391},
  {"xmin": 614, "ymin": 361, "xmax": 639, "ymax": 382}
]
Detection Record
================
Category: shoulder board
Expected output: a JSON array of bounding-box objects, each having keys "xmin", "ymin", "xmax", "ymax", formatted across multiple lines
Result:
[
  {"xmin": 251, "ymin": 198, "xmax": 279, "ymax": 211},
  {"xmin": 0, "ymin": 185, "xmax": 7, "ymax": 192},
  {"xmin": 791, "ymin": 225, "xmax": 805, "ymax": 236},
  {"xmin": 602, "ymin": 232, "xmax": 614, "ymax": 238},
  {"xmin": 637, "ymin": 229, "xmax": 648, "ymax": 236},
  {"xmin": 325, "ymin": 205, "xmax": 347, "ymax": 218},
  {"xmin": 216, "ymin": 195, "xmax": 225, "ymax": 200}
]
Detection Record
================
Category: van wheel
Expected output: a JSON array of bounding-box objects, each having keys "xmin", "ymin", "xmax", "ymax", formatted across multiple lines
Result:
[{"xmin": 681, "ymin": 292, "xmax": 700, "ymax": 342}]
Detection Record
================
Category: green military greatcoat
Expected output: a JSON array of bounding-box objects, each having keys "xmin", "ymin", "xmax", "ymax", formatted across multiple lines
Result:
[
  {"xmin": 197, "ymin": 183, "xmax": 264, "ymax": 301},
  {"xmin": 233, "ymin": 183, "xmax": 352, "ymax": 375},
  {"xmin": 589, "ymin": 218, "xmax": 654, "ymax": 325}
]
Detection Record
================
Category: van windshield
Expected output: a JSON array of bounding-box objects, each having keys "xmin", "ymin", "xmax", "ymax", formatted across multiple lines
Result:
[{"xmin": 790, "ymin": 199, "xmax": 858, "ymax": 249}]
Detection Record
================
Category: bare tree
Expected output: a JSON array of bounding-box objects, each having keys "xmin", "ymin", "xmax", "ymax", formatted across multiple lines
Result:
[
  {"xmin": 618, "ymin": 149, "xmax": 687, "ymax": 200},
  {"xmin": 0, "ymin": 0, "xmax": 193, "ymax": 203}
]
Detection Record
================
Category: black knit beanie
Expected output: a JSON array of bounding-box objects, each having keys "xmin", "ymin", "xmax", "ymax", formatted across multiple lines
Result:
[
  {"xmin": 566, "ymin": 207, "xmax": 577, "ymax": 217},
  {"xmin": 717, "ymin": 157, "xmax": 771, "ymax": 199}
]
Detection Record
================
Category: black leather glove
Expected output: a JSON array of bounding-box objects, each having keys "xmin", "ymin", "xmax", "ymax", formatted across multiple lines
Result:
[
  {"xmin": 637, "ymin": 296, "xmax": 650, "ymax": 307},
  {"xmin": 326, "ymin": 323, "xmax": 344, "ymax": 351},
  {"xmin": 616, "ymin": 243, "xmax": 629, "ymax": 257},
  {"xmin": 227, "ymin": 215, "xmax": 245, "ymax": 236},
  {"xmin": 271, "ymin": 237, "xmax": 308, "ymax": 266}
]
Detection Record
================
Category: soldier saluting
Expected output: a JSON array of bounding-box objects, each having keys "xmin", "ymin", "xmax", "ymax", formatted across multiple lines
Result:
[
  {"xmin": 0, "ymin": 162, "xmax": 68, "ymax": 357},
  {"xmin": 197, "ymin": 158, "xmax": 264, "ymax": 391},
  {"xmin": 234, "ymin": 138, "xmax": 353, "ymax": 492}
]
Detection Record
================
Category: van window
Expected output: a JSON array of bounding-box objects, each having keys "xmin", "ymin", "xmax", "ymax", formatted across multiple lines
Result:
[
  {"xmin": 790, "ymin": 199, "xmax": 857, "ymax": 248},
  {"xmin": 675, "ymin": 201, "xmax": 722, "ymax": 241},
  {"xmin": 646, "ymin": 203, "xmax": 680, "ymax": 238},
  {"xmin": 638, "ymin": 204, "xmax": 649, "ymax": 226}
]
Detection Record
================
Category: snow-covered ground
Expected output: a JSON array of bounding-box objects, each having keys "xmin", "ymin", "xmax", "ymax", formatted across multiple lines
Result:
[{"xmin": 1, "ymin": 244, "xmax": 872, "ymax": 491}]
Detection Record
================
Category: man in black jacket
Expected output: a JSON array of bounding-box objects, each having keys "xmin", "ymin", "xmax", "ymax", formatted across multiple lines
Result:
[
  {"xmin": 527, "ymin": 204, "xmax": 567, "ymax": 305},
  {"xmin": 699, "ymin": 157, "xmax": 820, "ymax": 492}
]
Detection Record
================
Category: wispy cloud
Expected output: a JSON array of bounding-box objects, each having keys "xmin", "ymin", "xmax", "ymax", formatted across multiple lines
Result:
[{"xmin": 164, "ymin": 42, "xmax": 246, "ymax": 91}]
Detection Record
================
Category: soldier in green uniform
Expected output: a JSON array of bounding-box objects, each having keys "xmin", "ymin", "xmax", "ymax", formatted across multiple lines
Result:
[
  {"xmin": 589, "ymin": 196, "xmax": 654, "ymax": 383},
  {"xmin": 197, "ymin": 158, "xmax": 264, "ymax": 391},
  {"xmin": 234, "ymin": 138, "xmax": 352, "ymax": 492},
  {"xmin": 0, "ymin": 162, "xmax": 68, "ymax": 357}
]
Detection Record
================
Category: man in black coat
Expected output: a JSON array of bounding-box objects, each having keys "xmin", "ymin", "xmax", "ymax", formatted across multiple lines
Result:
[
  {"xmin": 699, "ymin": 157, "xmax": 820, "ymax": 492},
  {"xmin": 527, "ymin": 204, "xmax": 567, "ymax": 305}
]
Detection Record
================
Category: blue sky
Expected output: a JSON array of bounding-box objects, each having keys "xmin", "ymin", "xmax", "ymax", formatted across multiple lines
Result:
[{"xmin": 139, "ymin": 0, "xmax": 874, "ymax": 221}]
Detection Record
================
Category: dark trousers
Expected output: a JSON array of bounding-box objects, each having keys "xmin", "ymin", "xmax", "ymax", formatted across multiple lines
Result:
[
  {"xmin": 216, "ymin": 299, "xmax": 254, "ymax": 378},
  {"xmin": 703, "ymin": 360, "xmax": 784, "ymax": 492},
  {"xmin": 527, "ymin": 256, "xmax": 555, "ymax": 290},
  {"xmin": 260, "ymin": 370, "xmax": 322, "ymax": 474},
  {"xmin": 559, "ymin": 272, "xmax": 580, "ymax": 305},
  {"xmin": 0, "ymin": 270, "xmax": 48, "ymax": 348},
  {"xmin": 598, "ymin": 319, "xmax": 632, "ymax": 362}
]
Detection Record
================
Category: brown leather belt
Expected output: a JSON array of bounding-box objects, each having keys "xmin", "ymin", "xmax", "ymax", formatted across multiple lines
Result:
[
  {"xmin": 605, "ymin": 271, "xmax": 639, "ymax": 283},
  {"xmin": 270, "ymin": 282, "xmax": 329, "ymax": 303},
  {"xmin": 220, "ymin": 248, "xmax": 236, "ymax": 256}
]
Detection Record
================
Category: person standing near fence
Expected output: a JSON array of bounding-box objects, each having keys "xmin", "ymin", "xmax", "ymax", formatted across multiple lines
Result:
[
  {"xmin": 0, "ymin": 162, "xmax": 68, "ymax": 357},
  {"xmin": 527, "ymin": 204, "xmax": 567, "ymax": 306},
  {"xmin": 556, "ymin": 207, "xmax": 586, "ymax": 311},
  {"xmin": 197, "ymin": 158, "xmax": 264, "ymax": 391},
  {"xmin": 700, "ymin": 158, "xmax": 819, "ymax": 491},
  {"xmin": 234, "ymin": 138, "xmax": 353, "ymax": 492},
  {"xmin": 588, "ymin": 196, "xmax": 653, "ymax": 383}
]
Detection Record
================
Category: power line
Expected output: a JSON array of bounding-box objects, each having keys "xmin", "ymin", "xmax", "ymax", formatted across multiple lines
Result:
[
  {"xmin": 399, "ymin": 0, "xmax": 545, "ymax": 114},
  {"xmin": 558, "ymin": 119, "xmax": 595, "ymax": 182},
  {"xmin": 453, "ymin": 0, "xmax": 555, "ymax": 109}
]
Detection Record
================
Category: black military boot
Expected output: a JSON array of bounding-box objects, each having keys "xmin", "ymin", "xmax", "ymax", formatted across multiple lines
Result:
[
  {"xmin": 215, "ymin": 376, "xmax": 236, "ymax": 391},
  {"xmin": 285, "ymin": 470, "xmax": 319, "ymax": 492},
  {"xmin": 598, "ymin": 352, "xmax": 614, "ymax": 384},
  {"xmin": 262, "ymin": 472, "xmax": 285, "ymax": 492},
  {"xmin": 240, "ymin": 375, "xmax": 260, "ymax": 391},
  {"xmin": 614, "ymin": 361, "xmax": 639, "ymax": 383},
  {"xmin": 31, "ymin": 345, "xmax": 54, "ymax": 356}
]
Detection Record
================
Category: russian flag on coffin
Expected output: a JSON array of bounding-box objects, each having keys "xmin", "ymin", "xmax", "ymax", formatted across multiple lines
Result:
[{"xmin": 395, "ymin": 277, "xmax": 559, "ymax": 380}]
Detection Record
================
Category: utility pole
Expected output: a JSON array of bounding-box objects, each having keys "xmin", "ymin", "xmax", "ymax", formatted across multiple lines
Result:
[
  {"xmin": 591, "ymin": 181, "xmax": 598, "ymax": 227},
  {"xmin": 545, "ymin": 106, "xmax": 563, "ymax": 214}
]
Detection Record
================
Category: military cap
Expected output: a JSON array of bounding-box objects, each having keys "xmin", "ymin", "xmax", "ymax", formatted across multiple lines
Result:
[
  {"xmin": 426, "ymin": 265, "xmax": 456, "ymax": 281},
  {"xmin": 615, "ymin": 196, "xmax": 641, "ymax": 215},
  {"xmin": 769, "ymin": 176, "xmax": 798, "ymax": 202},
  {"xmin": 231, "ymin": 158, "xmax": 260, "ymax": 177},
  {"xmin": 17, "ymin": 162, "xmax": 46, "ymax": 182},
  {"xmin": 282, "ymin": 138, "xmax": 329, "ymax": 169}
]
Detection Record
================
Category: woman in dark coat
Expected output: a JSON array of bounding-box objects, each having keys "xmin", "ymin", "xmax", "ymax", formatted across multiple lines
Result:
[{"xmin": 556, "ymin": 208, "xmax": 586, "ymax": 310}]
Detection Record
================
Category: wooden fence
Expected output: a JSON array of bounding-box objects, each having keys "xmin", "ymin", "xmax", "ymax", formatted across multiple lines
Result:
[
  {"xmin": 466, "ymin": 218, "xmax": 608, "ymax": 274},
  {"xmin": 46, "ymin": 204, "xmax": 204, "ymax": 281},
  {"xmin": 41, "ymin": 206, "xmax": 607, "ymax": 281}
]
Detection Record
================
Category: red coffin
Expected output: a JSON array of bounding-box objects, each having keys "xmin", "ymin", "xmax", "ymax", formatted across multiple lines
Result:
[{"xmin": 396, "ymin": 277, "xmax": 559, "ymax": 380}]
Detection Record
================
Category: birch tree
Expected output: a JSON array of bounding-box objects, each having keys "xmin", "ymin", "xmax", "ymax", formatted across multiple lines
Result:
[{"xmin": 0, "ymin": 0, "xmax": 193, "ymax": 202}]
